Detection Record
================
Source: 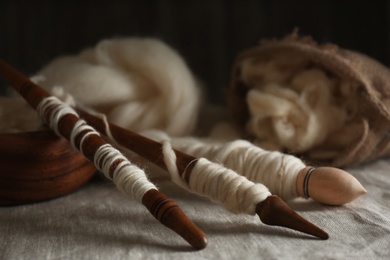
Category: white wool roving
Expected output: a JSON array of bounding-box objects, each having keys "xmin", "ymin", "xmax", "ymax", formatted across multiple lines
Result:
[
  {"xmin": 36, "ymin": 38, "xmax": 201, "ymax": 136},
  {"xmin": 240, "ymin": 54, "xmax": 360, "ymax": 157},
  {"xmin": 246, "ymin": 76, "xmax": 346, "ymax": 152}
]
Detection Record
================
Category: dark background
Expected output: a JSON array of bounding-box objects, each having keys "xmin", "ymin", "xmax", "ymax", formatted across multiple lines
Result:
[{"xmin": 1, "ymin": 0, "xmax": 389, "ymax": 104}]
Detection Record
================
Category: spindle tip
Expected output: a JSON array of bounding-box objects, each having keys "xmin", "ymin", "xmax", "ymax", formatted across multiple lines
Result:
[
  {"xmin": 142, "ymin": 189, "xmax": 208, "ymax": 249},
  {"xmin": 256, "ymin": 195, "xmax": 329, "ymax": 240},
  {"xmin": 296, "ymin": 167, "xmax": 367, "ymax": 205}
]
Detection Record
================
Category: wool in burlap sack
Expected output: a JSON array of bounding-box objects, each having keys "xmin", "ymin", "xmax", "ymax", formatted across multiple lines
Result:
[{"xmin": 227, "ymin": 33, "xmax": 390, "ymax": 167}]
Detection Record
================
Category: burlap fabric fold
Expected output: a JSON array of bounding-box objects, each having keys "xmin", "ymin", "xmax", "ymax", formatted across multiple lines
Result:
[{"xmin": 227, "ymin": 33, "xmax": 390, "ymax": 167}]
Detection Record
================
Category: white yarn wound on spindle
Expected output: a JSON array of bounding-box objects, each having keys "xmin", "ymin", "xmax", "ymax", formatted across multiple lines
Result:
[
  {"xmin": 141, "ymin": 130, "xmax": 271, "ymax": 215},
  {"xmin": 36, "ymin": 96, "xmax": 156, "ymax": 203},
  {"xmin": 188, "ymin": 158, "xmax": 271, "ymax": 215},
  {"xmin": 36, "ymin": 96, "xmax": 78, "ymax": 136},
  {"xmin": 70, "ymin": 119, "xmax": 99, "ymax": 152},
  {"xmin": 171, "ymin": 138, "xmax": 306, "ymax": 201},
  {"xmin": 94, "ymin": 144, "xmax": 156, "ymax": 202}
]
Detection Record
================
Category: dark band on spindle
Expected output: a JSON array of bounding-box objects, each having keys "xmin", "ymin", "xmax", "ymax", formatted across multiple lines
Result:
[{"xmin": 304, "ymin": 167, "xmax": 315, "ymax": 198}]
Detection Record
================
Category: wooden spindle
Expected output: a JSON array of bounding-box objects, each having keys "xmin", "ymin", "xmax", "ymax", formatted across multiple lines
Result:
[
  {"xmin": 76, "ymin": 108, "xmax": 329, "ymax": 239},
  {"xmin": 0, "ymin": 59, "xmax": 207, "ymax": 250}
]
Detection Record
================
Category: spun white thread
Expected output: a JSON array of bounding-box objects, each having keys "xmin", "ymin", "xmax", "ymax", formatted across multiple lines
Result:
[
  {"xmin": 70, "ymin": 119, "xmax": 99, "ymax": 152},
  {"xmin": 36, "ymin": 96, "xmax": 157, "ymax": 203},
  {"xmin": 94, "ymin": 144, "xmax": 156, "ymax": 202},
  {"xmin": 188, "ymin": 158, "xmax": 271, "ymax": 215},
  {"xmin": 171, "ymin": 138, "xmax": 306, "ymax": 200},
  {"xmin": 140, "ymin": 130, "xmax": 271, "ymax": 214},
  {"xmin": 161, "ymin": 140, "xmax": 191, "ymax": 190},
  {"xmin": 36, "ymin": 96, "xmax": 78, "ymax": 136}
]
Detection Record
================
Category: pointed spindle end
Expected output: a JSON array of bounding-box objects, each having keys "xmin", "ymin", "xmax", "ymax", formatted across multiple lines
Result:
[
  {"xmin": 256, "ymin": 195, "xmax": 329, "ymax": 240},
  {"xmin": 297, "ymin": 167, "xmax": 367, "ymax": 205},
  {"xmin": 142, "ymin": 189, "xmax": 208, "ymax": 250}
]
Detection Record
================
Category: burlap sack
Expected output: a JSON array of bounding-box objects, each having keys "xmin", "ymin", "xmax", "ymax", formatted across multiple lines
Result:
[{"xmin": 227, "ymin": 33, "xmax": 390, "ymax": 167}]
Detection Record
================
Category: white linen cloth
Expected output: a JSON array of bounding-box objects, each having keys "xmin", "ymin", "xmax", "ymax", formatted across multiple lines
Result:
[{"xmin": 1, "ymin": 157, "xmax": 389, "ymax": 259}]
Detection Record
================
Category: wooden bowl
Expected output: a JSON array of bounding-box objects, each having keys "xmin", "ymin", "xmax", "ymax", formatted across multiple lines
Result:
[{"xmin": 0, "ymin": 129, "xmax": 96, "ymax": 206}]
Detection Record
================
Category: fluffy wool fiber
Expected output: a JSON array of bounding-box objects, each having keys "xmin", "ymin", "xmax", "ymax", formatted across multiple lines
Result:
[
  {"xmin": 31, "ymin": 37, "xmax": 201, "ymax": 136},
  {"xmin": 241, "ymin": 52, "xmax": 361, "ymax": 159}
]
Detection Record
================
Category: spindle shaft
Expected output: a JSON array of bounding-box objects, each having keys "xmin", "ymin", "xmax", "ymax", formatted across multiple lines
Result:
[
  {"xmin": 0, "ymin": 59, "xmax": 207, "ymax": 250},
  {"xmin": 76, "ymin": 107, "xmax": 329, "ymax": 239}
]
